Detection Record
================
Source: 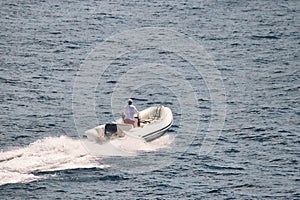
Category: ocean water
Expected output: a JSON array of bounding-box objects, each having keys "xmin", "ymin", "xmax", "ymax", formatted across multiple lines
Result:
[{"xmin": 0, "ymin": 0, "xmax": 299, "ymax": 199}]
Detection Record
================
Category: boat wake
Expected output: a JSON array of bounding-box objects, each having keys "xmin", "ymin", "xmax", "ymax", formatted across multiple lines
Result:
[{"xmin": 0, "ymin": 134, "xmax": 173, "ymax": 186}]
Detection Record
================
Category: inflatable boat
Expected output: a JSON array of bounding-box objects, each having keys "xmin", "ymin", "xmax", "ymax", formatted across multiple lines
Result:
[{"xmin": 84, "ymin": 105, "xmax": 173, "ymax": 142}]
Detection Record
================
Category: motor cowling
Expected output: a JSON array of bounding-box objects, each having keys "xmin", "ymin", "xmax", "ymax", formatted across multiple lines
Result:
[{"xmin": 104, "ymin": 123, "xmax": 118, "ymax": 138}]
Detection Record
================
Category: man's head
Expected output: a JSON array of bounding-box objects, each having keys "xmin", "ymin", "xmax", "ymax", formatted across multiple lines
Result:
[{"xmin": 128, "ymin": 99, "xmax": 133, "ymax": 105}]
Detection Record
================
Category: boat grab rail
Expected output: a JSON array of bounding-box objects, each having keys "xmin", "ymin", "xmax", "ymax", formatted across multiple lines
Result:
[{"xmin": 153, "ymin": 105, "xmax": 162, "ymax": 120}]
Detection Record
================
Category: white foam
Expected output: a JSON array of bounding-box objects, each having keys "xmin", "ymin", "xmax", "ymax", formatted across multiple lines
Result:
[
  {"xmin": 0, "ymin": 134, "xmax": 173, "ymax": 185},
  {"xmin": 82, "ymin": 134, "xmax": 173, "ymax": 157},
  {"xmin": 0, "ymin": 136, "xmax": 107, "ymax": 186},
  {"xmin": 112, "ymin": 134, "xmax": 173, "ymax": 153}
]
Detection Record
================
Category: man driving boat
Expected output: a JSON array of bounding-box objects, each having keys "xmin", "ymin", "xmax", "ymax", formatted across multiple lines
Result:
[{"xmin": 123, "ymin": 99, "xmax": 139, "ymax": 126}]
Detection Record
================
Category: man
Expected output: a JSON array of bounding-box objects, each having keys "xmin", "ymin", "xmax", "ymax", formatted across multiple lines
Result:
[{"xmin": 123, "ymin": 99, "xmax": 138, "ymax": 126}]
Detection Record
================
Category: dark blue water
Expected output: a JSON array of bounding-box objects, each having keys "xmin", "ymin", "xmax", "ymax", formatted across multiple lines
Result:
[{"xmin": 1, "ymin": 0, "xmax": 299, "ymax": 199}]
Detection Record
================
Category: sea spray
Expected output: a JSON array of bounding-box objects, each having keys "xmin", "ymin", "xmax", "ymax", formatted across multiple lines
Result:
[
  {"xmin": 0, "ymin": 134, "xmax": 173, "ymax": 185},
  {"xmin": 0, "ymin": 136, "xmax": 107, "ymax": 185}
]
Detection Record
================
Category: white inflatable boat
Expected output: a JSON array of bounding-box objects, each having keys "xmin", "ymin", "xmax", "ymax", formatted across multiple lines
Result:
[{"xmin": 84, "ymin": 105, "xmax": 173, "ymax": 142}]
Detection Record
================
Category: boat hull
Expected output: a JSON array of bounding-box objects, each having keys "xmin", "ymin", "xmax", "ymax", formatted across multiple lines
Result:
[{"xmin": 84, "ymin": 106, "xmax": 173, "ymax": 142}]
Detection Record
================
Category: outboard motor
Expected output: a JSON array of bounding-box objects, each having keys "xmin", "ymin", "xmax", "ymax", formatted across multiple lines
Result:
[{"xmin": 104, "ymin": 123, "xmax": 118, "ymax": 138}]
